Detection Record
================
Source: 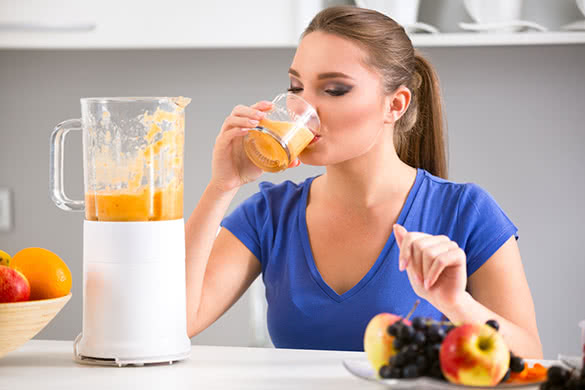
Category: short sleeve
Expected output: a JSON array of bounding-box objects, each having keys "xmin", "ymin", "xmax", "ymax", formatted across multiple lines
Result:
[
  {"xmin": 220, "ymin": 190, "xmax": 269, "ymax": 265},
  {"xmin": 456, "ymin": 183, "xmax": 519, "ymax": 277}
]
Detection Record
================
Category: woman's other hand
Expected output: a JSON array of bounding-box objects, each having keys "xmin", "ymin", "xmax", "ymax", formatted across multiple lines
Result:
[{"xmin": 393, "ymin": 224, "xmax": 468, "ymax": 312}]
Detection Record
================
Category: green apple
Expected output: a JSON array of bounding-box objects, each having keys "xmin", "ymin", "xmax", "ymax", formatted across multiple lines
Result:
[{"xmin": 440, "ymin": 323, "xmax": 510, "ymax": 386}]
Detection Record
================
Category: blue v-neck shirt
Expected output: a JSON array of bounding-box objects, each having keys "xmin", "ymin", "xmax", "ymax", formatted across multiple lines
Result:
[{"xmin": 220, "ymin": 168, "xmax": 518, "ymax": 351}]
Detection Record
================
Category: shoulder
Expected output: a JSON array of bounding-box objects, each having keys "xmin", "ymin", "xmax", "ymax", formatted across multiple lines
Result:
[
  {"xmin": 257, "ymin": 177, "xmax": 309, "ymax": 199},
  {"xmin": 254, "ymin": 176, "xmax": 313, "ymax": 206},
  {"xmin": 417, "ymin": 169, "xmax": 468, "ymax": 205},
  {"xmin": 239, "ymin": 176, "xmax": 315, "ymax": 220},
  {"xmin": 415, "ymin": 169, "xmax": 509, "ymax": 230},
  {"xmin": 418, "ymin": 169, "xmax": 494, "ymax": 208}
]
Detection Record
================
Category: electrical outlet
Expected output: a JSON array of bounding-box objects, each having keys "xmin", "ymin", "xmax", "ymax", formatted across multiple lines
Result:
[{"xmin": 0, "ymin": 188, "xmax": 12, "ymax": 232}]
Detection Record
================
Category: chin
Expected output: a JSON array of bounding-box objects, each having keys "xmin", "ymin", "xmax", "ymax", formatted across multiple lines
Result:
[{"xmin": 298, "ymin": 148, "xmax": 327, "ymax": 166}]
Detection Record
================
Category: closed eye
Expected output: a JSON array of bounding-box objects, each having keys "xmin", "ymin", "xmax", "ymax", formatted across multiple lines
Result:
[
  {"xmin": 287, "ymin": 87, "xmax": 303, "ymax": 94},
  {"xmin": 325, "ymin": 88, "xmax": 351, "ymax": 97}
]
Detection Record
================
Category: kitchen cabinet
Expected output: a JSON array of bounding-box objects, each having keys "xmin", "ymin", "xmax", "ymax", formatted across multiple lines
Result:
[{"xmin": 0, "ymin": 0, "xmax": 304, "ymax": 49}]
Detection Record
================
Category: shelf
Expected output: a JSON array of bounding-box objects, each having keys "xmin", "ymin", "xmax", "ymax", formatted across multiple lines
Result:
[
  {"xmin": 0, "ymin": 27, "xmax": 585, "ymax": 50},
  {"xmin": 411, "ymin": 31, "xmax": 585, "ymax": 47},
  {"xmin": 1, "ymin": 31, "xmax": 584, "ymax": 50}
]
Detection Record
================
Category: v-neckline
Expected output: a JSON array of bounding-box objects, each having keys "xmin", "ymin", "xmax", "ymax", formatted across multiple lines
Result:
[{"xmin": 298, "ymin": 168, "xmax": 424, "ymax": 303}]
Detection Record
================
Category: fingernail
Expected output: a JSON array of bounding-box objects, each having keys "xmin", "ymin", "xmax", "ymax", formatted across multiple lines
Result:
[
  {"xmin": 255, "ymin": 111, "xmax": 265, "ymax": 119},
  {"xmin": 249, "ymin": 119, "xmax": 259, "ymax": 126}
]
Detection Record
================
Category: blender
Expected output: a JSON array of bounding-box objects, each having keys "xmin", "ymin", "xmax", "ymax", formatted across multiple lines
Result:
[{"xmin": 49, "ymin": 97, "xmax": 191, "ymax": 366}]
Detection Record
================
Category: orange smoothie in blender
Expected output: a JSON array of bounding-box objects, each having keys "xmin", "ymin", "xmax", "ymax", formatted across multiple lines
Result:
[
  {"xmin": 85, "ymin": 185, "xmax": 183, "ymax": 222},
  {"xmin": 85, "ymin": 104, "xmax": 185, "ymax": 222},
  {"xmin": 244, "ymin": 118, "xmax": 314, "ymax": 173}
]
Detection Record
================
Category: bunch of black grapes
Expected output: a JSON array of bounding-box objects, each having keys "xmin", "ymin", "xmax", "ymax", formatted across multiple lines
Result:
[{"xmin": 378, "ymin": 317, "xmax": 454, "ymax": 380}]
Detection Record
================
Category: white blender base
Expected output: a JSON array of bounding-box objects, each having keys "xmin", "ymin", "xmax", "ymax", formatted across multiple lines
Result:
[
  {"xmin": 75, "ymin": 220, "xmax": 191, "ymax": 366},
  {"xmin": 73, "ymin": 333, "xmax": 190, "ymax": 367}
]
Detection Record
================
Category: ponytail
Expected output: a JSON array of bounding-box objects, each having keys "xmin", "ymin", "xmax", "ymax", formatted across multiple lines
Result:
[{"xmin": 395, "ymin": 52, "xmax": 448, "ymax": 179}]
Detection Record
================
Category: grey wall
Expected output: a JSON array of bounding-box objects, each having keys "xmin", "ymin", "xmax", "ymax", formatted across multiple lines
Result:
[{"xmin": 1, "ymin": 43, "xmax": 584, "ymax": 359}]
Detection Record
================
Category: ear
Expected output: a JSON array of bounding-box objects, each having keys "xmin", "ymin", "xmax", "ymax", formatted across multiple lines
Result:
[{"xmin": 383, "ymin": 86, "xmax": 411, "ymax": 124}]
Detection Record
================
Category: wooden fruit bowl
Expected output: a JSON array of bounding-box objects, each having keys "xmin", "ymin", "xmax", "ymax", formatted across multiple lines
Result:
[{"xmin": 0, "ymin": 293, "xmax": 71, "ymax": 358}]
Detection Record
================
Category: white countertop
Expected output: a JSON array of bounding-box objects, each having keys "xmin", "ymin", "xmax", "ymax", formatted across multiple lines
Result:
[
  {"xmin": 0, "ymin": 340, "xmax": 550, "ymax": 390},
  {"xmin": 0, "ymin": 340, "xmax": 379, "ymax": 390}
]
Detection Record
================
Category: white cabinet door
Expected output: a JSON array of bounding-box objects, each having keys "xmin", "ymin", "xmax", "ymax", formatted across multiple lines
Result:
[{"xmin": 0, "ymin": 0, "xmax": 319, "ymax": 49}]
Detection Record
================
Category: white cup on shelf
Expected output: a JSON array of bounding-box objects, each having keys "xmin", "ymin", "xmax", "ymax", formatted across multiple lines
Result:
[
  {"xmin": 463, "ymin": 0, "xmax": 523, "ymax": 25},
  {"xmin": 354, "ymin": 0, "xmax": 439, "ymax": 33},
  {"xmin": 578, "ymin": 0, "xmax": 585, "ymax": 17},
  {"xmin": 460, "ymin": 0, "xmax": 547, "ymax": 32}
]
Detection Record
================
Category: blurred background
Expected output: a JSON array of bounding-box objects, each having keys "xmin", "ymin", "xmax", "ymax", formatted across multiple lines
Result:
[{"xmin": 0, "ymin": 0, "xmax": 584, "ymax": 359}]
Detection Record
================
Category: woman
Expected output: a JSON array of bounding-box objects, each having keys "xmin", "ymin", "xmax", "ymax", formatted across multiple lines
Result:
[{"xmin": 185, "ymin": 6, "xmax": 542, "ymax": 358}]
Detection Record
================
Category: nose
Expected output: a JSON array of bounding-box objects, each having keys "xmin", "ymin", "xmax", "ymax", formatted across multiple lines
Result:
[
  {"xmin": 297, "ymin": 96, "xmax": 321, "ymax": 133},
  {"xmin": 297, "ymin": 92, "xmax": 320, "ymax": 123}
]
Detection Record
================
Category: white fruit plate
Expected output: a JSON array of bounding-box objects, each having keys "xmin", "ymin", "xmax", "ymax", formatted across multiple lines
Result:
[
  {"xmin": 343, "ymin": 358, "xmax": 554, "ymax": 389},
  {"xmin": 558, "ymin": 354, "xmax": 583, "ymax": 371}
]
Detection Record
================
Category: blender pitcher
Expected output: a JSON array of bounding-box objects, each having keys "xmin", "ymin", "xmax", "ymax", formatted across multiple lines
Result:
[{"xmin": 49, "ymin": 97, "xmax": 191, "ymax": 366}]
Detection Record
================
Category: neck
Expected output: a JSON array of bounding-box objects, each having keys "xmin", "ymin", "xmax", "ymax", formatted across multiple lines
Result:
[{"xmin": 318, "ymin": 132, "xmax": 417, "ymax": 209}]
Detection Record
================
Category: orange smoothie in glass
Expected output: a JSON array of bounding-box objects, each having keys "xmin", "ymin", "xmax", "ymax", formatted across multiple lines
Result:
[{"xmin": 244, "ymin": 118, "xmax": 314, "ymax": 172}]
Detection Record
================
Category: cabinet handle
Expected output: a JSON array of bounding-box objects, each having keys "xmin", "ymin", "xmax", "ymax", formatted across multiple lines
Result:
[{"xmin": 0, "ymin": 22, "xmax": 96, "ymax": 32}]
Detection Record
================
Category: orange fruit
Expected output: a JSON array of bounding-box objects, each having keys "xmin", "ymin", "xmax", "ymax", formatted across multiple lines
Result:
[{"xmin": 11, "ymin": 247, "xmax": 72, "ymax": 300}]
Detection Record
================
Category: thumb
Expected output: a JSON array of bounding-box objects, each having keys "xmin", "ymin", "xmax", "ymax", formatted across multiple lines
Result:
[{"xmin": 393, "ymin": 224, "xmax": 407, "ymax": 247}]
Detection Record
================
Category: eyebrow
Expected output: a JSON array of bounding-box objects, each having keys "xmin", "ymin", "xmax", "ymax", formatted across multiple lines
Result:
[{"xmin": 288, "ymin": 68, "xmax": 354, "ymax": 80}]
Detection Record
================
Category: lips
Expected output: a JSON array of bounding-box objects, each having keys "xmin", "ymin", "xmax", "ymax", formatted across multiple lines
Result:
[{"xmin": 309, "ymin": 135, "xmax": 321, "ymax": 145}]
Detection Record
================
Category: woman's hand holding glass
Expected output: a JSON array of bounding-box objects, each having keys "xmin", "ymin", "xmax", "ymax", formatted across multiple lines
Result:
[{"xmin": 210, "ymin": 101, "xmax": 302, "ymax": 193}]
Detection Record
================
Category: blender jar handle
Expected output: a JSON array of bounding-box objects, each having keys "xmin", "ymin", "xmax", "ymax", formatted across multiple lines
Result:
[{"xmin": 49, "ymin": 119, "xmax": 85, "ymax": 211}]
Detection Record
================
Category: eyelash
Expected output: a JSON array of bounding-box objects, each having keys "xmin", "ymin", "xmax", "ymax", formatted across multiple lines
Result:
[{"xmin": 287, "ymin": 86, "xmax": 351, "ymax": 97}]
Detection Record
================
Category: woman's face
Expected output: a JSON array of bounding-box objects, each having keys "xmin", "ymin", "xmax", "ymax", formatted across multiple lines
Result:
[{"xmin": 288, "ymin": 31, "xmax": 391, "ymax": 166}]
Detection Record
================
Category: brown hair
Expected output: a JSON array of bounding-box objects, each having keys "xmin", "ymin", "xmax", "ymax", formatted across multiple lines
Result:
[{"xmin": 302, "ymin": 6, "xmax": 448, "ymax": 179}]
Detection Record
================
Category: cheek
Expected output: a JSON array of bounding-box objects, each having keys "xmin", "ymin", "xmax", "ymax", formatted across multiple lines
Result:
[
  {"xmin": 326, "ymin": 92, "xmax": 385, "ymax": 145},
  {"xmin": 299, "ymin": 91, "xmax": 386, "ymax": 165}
]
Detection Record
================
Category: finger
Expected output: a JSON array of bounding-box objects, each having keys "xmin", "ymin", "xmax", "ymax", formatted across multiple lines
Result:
[
  {"xmin": 216, "ymin": 126, "xmax": 250, "ymax": 149},
  {"xmin": 231, "ymin": 104, "xmax": 268, "ymax": 120},
  {"xmin": 409, "ymin": 235, "xmax": 450, "ymax": 284},
  {"xmin": 417, "ymin": 236, "xmax": 456, "ymax": 285},
  {"xmin": 251, "ymin": 100, "xmax": 274, "ymax": 111},
  {"xmin": 406, "ymin": 263, "xmax": 424, "ymax": 289},
  {"xmin": 421, "ymin": 241, "xmax": 459, "ymax": 289},
  {"xmin": 399, "ymin": 231, "xmax": 428, "ymax": 272},
  {"xmin": 425, "ymin": 247, "xmax": 466, "ymax": 290},
  {"xmin": 393, "ymin": 224, "xmax": 407, "ymax": 249},
  {"xmin": 224, "ymin": 115, "xmax": 260, "ymax": 131}
]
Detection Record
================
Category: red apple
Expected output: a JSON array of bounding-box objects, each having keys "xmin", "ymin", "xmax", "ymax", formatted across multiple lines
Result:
[
  {"xmin": 363, "ymin": 313, "xmax": 410, "ymax": 374},
  {"xmin": 440, "ymin": 323, "xmax": 510, "ymax": 386},
  {"xmin": 0, "ymin": 264, "xmax": 31, "ymax": 303}
]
